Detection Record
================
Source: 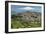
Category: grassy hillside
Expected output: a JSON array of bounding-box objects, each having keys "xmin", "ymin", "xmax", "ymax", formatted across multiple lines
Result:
[{"xmin": 11, "ymin": 12, "xmax": 41, "ymax": 29}]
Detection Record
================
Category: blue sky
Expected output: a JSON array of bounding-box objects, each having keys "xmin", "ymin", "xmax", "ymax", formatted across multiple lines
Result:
[{"xmin": 11, "ymin": 5, "xmax": 42, "ymax": 13}]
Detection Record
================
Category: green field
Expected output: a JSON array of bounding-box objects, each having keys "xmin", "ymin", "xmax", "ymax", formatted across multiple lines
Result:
[{"xmin": 11, "ymin": 15, "xmax": 41, "ymax": 29}]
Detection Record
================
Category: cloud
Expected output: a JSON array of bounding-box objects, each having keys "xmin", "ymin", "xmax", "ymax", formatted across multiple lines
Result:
[{"xmin": 18, "ymin": 7, "xmax": 34, "ymax": 10}]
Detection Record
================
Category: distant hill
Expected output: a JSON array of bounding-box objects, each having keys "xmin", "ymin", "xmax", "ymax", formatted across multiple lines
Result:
[
  {"xmin": 16, "ymin": 11, "xmax": 41, "ymax": 16},
  {"xmin": 11, "ymin": 11, "xmax": 41, "ymax": 15},
  {"xmin": 15, "ymin": 11, "xmax": 41, "ymax": 22}
]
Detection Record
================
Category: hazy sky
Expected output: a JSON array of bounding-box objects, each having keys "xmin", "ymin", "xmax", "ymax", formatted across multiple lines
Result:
[{"xmin": 11, "ymin": 5, "xmax": 42, "ymax": 13}]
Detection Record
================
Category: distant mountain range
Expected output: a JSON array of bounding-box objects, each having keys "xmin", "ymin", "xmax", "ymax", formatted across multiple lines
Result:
[
  {"xmin": 11, "ymin": 11, "xmax": 41, "ymax": 15},
  {"xmin": 16, "ymin": 11, "xmax": 41, "ymax": 16}
]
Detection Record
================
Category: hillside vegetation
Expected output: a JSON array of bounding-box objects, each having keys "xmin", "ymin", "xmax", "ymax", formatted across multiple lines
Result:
[{"xmin": 11, "ymin": 12, "xmax": 41, "ymax": 29}]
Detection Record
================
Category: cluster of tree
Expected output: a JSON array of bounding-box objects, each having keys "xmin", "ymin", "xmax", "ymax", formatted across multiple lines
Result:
[
  {"xmin": 11, "ymin": 14, "xmax": 16, "ymax": 19},
  {"xmin": 11, "ymin": 14, "xmax": 23, "ymax": 21}
]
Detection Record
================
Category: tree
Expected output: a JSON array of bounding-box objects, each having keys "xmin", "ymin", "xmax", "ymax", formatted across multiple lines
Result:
[{"xmin": 11, "ymin": 15, "xmax": 16, "ymax": 19}]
